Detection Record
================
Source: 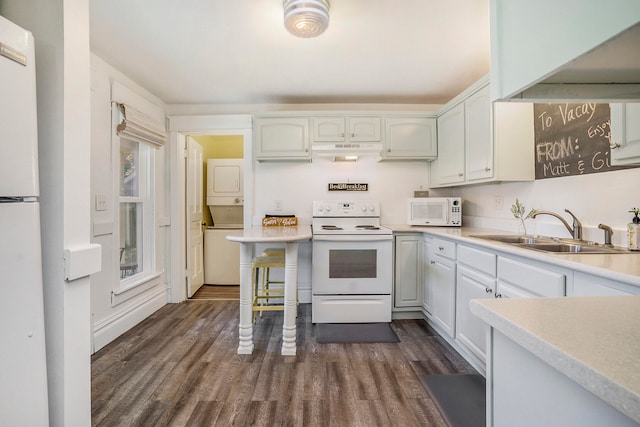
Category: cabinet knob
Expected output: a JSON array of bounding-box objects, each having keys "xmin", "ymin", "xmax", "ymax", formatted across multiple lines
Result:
[
  {"xmin": 438, "ymin": 246, "xmax": 444, "ymax": 251},
  {"xmin": 485, "ymin": 287, "xmax": 493, "ymax": 294},
  {"xmin": 458, "ymin": 173, "xmax": 464, "ymax": 177},
  {"xmin": 430, "ymin": 260, "xmax": 435, "ymax": 265},
  {"xmin": 494, "ymin": 293, "xmax": 502, "ymax": 299},
  {"xmin": 341, "ymin": 133, "xmax": 345, "ymax": 138},
  {"xmin": 387, "ymin": 148, "xmax": 391, "ymax": 152},
  {"xmin": 610, "ymin": 142, "xmax": 621, "ymax": 149},
  {"xmin": 484, "ymin": 167, "xmax": 491, "ymax": 172},
  {"xmin": 351, "ymin": 133, "xmax": 355, "ymax": 138}
]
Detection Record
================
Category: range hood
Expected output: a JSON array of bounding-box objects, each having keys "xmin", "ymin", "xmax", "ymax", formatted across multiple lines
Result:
[
  {"xmin": 312, "ymin": 142, "xmax": 383, "ymax": 159},
  {"xmin": 507, "ymin": 23, "xmax": 640, "ymax": 102}
]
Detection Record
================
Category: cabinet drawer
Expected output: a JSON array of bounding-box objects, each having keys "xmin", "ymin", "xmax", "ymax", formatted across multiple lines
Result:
[
  {"xmin": 458, "ymin": 244, "xmax": 496, "ymax": 277},
  {"xmin": 433, "ymin": 238, "xmax": 456, "ymax": 259},
  {"xmin": 498, "ymin": 257, "xmax": 565, "ymax": 297}
]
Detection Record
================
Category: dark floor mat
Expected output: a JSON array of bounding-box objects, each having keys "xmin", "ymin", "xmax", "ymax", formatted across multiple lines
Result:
[
  {"xmin": 418, "ymin": 374, "xmax": 486, "ymax": 427},
  {"xmin": 315, "ymin": 322, "xmax": 400, "ymax": 343}
]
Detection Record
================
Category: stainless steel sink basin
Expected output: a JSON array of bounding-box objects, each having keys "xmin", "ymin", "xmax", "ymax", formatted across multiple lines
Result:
[
  {"xmin": 470, "ymin": 234, "xmax": 555, "ymax": 244},
  {"xmin": 518, "ymin": 243, "xmax": 612, "ymax": 253},
  {"xmin": 470, "ymin": 234, "xmax": 633, "ymax": 254}
]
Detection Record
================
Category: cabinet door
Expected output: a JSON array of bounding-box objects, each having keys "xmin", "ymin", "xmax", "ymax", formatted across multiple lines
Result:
[
  {"xmin": 498, "ymin": 256, "xmax": 566, "ymax": 297},
  {"xmin": 465, "ymin": 86, "xmax": 493, "ymax": 181},
  {"xmin": 349, "ymin": 117, "xmax": 381, "ymax": 142},
  {"xmin": 394, "ymin": 235, "xmax": 423, "ymax": 308},
  {"xmin": 255, "ymin": 118, "xmax": 310, "ymax": 160},
  {"xmin": 429, "ymin": 252, "xmax": 456, "ymax": 338},
  {"xmin": 432, "ymin": 103, "xmax": 465, "ymax": 186},
  {"xmin": 313, "ymin": 116, "xmax": 345, "ymax": 142},
  {"xmin": 610, "ymin": 103, "xmax": 640, "ymax": 166},
  {"xmin": 422, "ymin": 237, "xmax": 433, "ymax": 314},
  {"xmin": 383, "ymin": 117, "xmax": 437, "ymax": 159},
  {"xmin": 570, "ymin": 271, "xmax": 640, "ymax": 296},
  {"xmin": 456, "ymin": 265, "xmax": 494, "ymax": 362}
]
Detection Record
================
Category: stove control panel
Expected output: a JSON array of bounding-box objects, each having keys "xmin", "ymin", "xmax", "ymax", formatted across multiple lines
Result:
[{"xmin": 313, "ymin": 200, "xmax": 380, "ymax": 217}]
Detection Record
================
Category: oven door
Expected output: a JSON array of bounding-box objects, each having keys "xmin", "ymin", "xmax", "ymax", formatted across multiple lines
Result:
[{"xmin": 312, "ymin": 234, "xmax": 393, "ymax": 295}]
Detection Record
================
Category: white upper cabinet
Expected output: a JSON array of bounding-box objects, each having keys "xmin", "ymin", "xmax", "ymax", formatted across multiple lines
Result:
[
  {"xmin": 382, "ymin": 117, "xmax": 437, "ymax": 160},
  {"xmin": 490, "ymin": 0, "xmax": 640, "ymax": 101},
  {"xmin": 610, "ymin": 103, "xmax": 640, "ymax": 165},
  {"xmin": 430, "ymin": 77, "xmax": 535, "ymax": 188},
  {"xmin": 254, "ymin": 117, "xmax": 311, "ymax": 161},
  {"xmin": 431, "ymin": 103, "xmax": 465, "ymax": 186},
  {"xmin": 464, "ymin": 86, "xmax": 492, "ymax": 181},
  {"xmin": 312, "ymin": 116, "xmax": 381, "ymax": 142}
]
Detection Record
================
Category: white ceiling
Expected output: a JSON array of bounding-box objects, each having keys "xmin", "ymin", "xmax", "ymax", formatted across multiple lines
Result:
[{"xmin": 90, "ymin": 0, "xmax": 490, "ymax": 106}]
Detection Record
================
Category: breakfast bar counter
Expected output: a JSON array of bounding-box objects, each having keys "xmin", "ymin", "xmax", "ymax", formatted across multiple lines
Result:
[{"xmin": 226, "ymin": 225, "xmax": 312, "ymax": 356}]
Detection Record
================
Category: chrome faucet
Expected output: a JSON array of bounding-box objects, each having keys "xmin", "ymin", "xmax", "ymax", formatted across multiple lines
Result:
[
  {"xmin": 598, "ymin": 224, "xmax": 614, "ymax": 247},
  {"xmin": 532, "ymin": 209, "xmax": 583, "ymax": 240}
]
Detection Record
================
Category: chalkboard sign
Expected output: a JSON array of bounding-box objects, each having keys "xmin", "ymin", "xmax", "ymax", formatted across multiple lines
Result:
[{"xmin": 534, "ymin": 103, "xmax": 630, "ymax": 179}]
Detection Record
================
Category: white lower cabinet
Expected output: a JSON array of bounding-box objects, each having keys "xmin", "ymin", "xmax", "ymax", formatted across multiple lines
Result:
[
  {"xmin": 393, "ymin": 234, "xmax": 423, "ymax": 309},
  {"xmin": 426, "ymin": 238, "xmax": 456, "ymax": 338},
  {"xmin": 455, "ymin": 244, "xmax": 497, "ymax": 367},
  {"xmin": 498, "ymin": 256, "xmax": 566, "ymax": 298},
  {"xmin": 422, "ymin": 236, "xmax": 433, "ymax": 315},
  {"xmin": 569, "ymin": 271, "xmax": 640, "ymax": 296}
]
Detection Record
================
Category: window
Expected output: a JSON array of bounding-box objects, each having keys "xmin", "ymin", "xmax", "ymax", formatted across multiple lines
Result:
[{"xmin": 118, "ymin": 137, "xmax": 155, "ymax": 282}]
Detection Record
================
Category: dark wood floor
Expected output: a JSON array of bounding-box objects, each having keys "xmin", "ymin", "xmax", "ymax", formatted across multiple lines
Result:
[
  {"xmin": 91, "ymin": 301, "xmax": 478, "ymax": 426},
  {"xmin": 191, "ymin": 285, "xmax": 240, "ymax": 300}
]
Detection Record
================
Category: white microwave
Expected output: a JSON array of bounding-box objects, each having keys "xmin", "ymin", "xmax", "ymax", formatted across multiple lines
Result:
[{"xmin": 408, "ymin": 197, "xmax": 462, "ymax": 226}]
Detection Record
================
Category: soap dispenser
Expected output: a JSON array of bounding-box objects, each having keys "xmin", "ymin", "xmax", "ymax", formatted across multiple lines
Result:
[{"xmin": 628, "ymin": 208, "xmax": 640, "ymax": 251}]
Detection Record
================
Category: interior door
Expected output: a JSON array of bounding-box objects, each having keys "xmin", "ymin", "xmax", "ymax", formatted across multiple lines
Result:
[{"xmin": 186, "ymin": 137, "xmax": 204, "ymax": 297}]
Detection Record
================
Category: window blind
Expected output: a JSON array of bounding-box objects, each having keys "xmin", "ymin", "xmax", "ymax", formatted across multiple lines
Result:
[{"xmin": 116, "ymin": 103, "xmax": 166, "ymax": 147}]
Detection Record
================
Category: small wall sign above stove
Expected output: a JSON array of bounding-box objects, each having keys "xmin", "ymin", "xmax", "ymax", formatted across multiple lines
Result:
[{"xmin": 328, "ymin": 183, "xmax": 368, "ymax": 192}]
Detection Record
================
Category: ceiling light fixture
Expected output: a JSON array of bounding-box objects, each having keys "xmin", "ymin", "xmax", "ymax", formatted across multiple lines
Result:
[{"xmin": 283, "ymin": 0, "xmax": 330, "ymax": 38}]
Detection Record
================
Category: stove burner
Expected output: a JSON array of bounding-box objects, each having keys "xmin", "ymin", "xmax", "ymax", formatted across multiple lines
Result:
[
  {"xmin": 355, "ymin": 225, "xmax": 380, "ymax": 230},
  {"xmin": 321, "ymin": 225, "xmax": 343, "ymax": 230}
]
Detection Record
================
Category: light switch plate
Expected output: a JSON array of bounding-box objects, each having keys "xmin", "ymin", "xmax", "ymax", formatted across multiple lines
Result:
[{"xmin": 95, "ymin": 194, "xmax": 107, "ymax": 211}]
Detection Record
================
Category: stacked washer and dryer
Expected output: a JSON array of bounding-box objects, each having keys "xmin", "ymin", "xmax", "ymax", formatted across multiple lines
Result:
[{"xmin": 204, "ymin": 159, "xmax": 243, "ymax": 285}]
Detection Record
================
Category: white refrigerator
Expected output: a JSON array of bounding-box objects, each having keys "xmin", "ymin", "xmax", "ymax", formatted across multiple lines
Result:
[{"xmin": 0, "ymin": 15, "xmax": 50, "ymax": 426}]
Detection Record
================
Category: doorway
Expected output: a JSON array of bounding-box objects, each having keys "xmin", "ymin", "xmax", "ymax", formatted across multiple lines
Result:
[
  {"xmin": 190, "ymin": 135, "xmax": 244, "ymax": 297},
  {"xmin": 167, "ymin": 115, "xmax": 253, "ymax": 303}
]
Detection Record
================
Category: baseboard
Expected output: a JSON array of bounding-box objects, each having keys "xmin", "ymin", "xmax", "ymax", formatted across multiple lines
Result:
[
  {"xmin": 392, "ymin": 310, "xmax": 423, "ymax": 320},
  {"xmin": 93, "ymin": 287, "xmax": 167, "ymax": 352}
]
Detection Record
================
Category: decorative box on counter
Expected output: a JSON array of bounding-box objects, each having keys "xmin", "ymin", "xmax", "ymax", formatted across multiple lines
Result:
[{"xmin": 262, "ymin": 214, "xmax": 297, "ymax": 226}]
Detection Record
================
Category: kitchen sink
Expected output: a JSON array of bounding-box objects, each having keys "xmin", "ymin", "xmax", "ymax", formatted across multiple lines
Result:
[
  {"xmin": 518, "ymin": 243, "xmax": 619, "ymax": 254},
  {"xmin": 470, "ymin": 234, "xmax": 633, "ymax": 254},
  {"xmin": 470, "ymin": 234, "xmax": 556, "ymax": 244}
]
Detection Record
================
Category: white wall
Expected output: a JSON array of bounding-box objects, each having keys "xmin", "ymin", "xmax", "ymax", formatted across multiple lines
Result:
[
  {"xmin": 1, "ymin": 1, "xmax": 93, "ymax": 426},
  {"xmin": 252, "ymin": 157, "xmax": 429, "ymax": 224},
  {"xmin": 448, "ymin": 167, "xmax": 640, "ymax": 246},
  {"xmin": 90, "ymin": 54, "xmax": 169, "ymax": 351}
]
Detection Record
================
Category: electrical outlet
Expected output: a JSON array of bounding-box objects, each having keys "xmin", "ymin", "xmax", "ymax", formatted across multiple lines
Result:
[
  {"xmin": 274, "ymin": 200, "xmax": 283, "ymax": 211},
  {"xmin": 494, "ymin": 196, "xmax": 504, "ymax": 210}
]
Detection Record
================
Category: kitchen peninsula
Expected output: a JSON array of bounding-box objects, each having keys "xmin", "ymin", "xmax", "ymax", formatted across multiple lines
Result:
[
  {"xmin": 471, "ymin": 296, "xmax": 640, "ymax": 426},
  {"xmin": 226, "ymin": 225, "xmax": 312, "ymax": 356}
]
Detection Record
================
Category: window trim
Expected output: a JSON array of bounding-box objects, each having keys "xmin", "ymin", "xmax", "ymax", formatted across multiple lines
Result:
[{"xmin": 113, "ymin": 104, "xmax": 158, "ymax": 292}]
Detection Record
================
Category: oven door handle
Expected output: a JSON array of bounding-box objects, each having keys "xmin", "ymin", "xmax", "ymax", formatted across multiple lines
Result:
[{"xmin": 312, "ymin": 235, "xmax": 393, "ymax": 242}]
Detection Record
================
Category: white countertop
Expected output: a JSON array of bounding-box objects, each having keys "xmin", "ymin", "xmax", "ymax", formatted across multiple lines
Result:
[
  {"xmin": 225, "ymin": 225, "xmax": 312, "ymax": 243},
  {"xmin": 386, "ymin": 225, "xmax": 640, "ymax": 287},
  {"xmin": 470, "ymin": 296, "xmax": 640, "ymax": 424}
]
